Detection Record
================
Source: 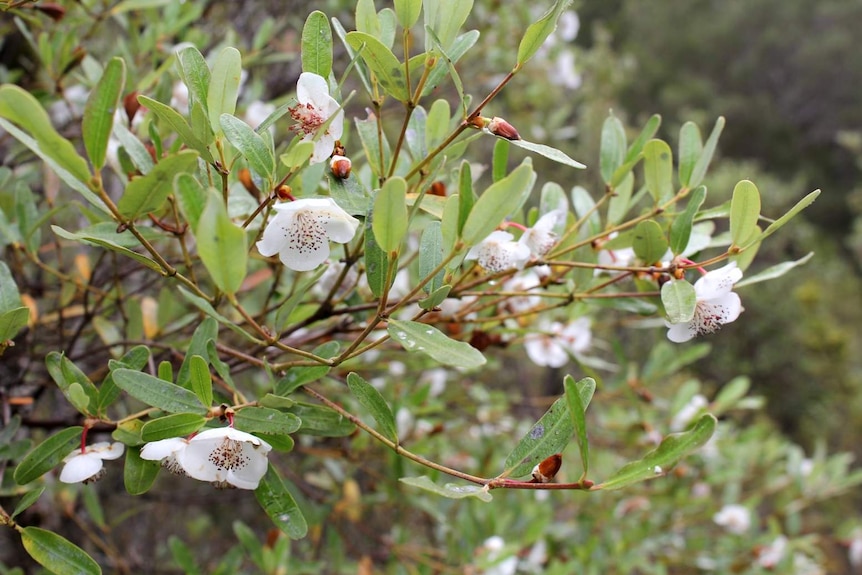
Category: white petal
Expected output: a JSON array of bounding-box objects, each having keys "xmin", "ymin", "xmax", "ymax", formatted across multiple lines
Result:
[
  {"xmin": 256, "ymin": 211, "xmax": 293, "ymax": 257},
  {"xmin": 178, "ymin": 428, "xmax": 271, "ymax": 486},
  {"xmin": 91, "ymin": 442, "xmax": 125, "ymax": 460},
  {"xmin": 140, "ymin": 438, "xmax": 188, "ymax": 461},
  {"xmin": 278, "ymin": 231, "xmax": 332, "ymax": 271},
  {"xmin": 296, "ymin": 72, "xmax": 329, "ymax": 106},
  {"xmin": 699, "ymin": 292, "xmax": 743, "ymax": 326},
  {"xmin": 310, "ymin": 133, "xmax": 335, "ymax": 164},
  {"xmin": 694, "ymin": 262, "xmax": 742, "ymax": 299},
  {"xmin": 666, "ymin": 320, "xmax": 697, "ymax": 343},
  {"xmin": 327, "ymin": 107, "xmax": 344, "ymax": 140},
  {"xmin": 59, "ymin": 453, "xmax": 104, "ymax": 483}
]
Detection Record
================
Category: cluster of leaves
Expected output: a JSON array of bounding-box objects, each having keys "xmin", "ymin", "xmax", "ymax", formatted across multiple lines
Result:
[{"xmin": 0, "ymin": 0, "xmax": 841, "ymax": 572}]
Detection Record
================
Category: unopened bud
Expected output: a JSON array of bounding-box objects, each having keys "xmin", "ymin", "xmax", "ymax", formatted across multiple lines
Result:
[
  {"xmin": 488, "ymin": 116, "xmax": 521, "ymax": 141},
  {"xmin": 330, "ymin": 155, "xmax": 352, "ymax": 179},
  {"xmin": 123, "ymin": 91, "xmax": 140, "ymax": 126},
  {"xmin": 428, "ymin": 181, "xmax": 447, "ymax": 197},
  {"xmin": 276, "ymin": 185, "xmax": 293, "ymax": 201},
  {"xmin": 34, "ymin": 2, "xmax": 66, "ymax": 21},
  {"xmin": 531, "ymin": 453, "xmax": 562, "ymax": 483}
]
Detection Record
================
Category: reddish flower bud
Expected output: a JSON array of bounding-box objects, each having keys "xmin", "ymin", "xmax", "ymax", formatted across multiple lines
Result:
[
  {"xmin": 428, "ymin": 181, "xmax": 447, "ymax": 197},
  {"xmin": 531, "ymin": 453, "xmax": 562, "ymax": 483},
  {"xmin": 488, "ymin": 116, "xmax": 521, "ymax": 141},
  {"xmin": 123, "ymin": 91, "xmax": 140, "ymax": 126},
  {"xmin": 276, "ymin": 185, "xmax": 294, "ymax": 201},
  {"xmin": 34, "ymin": 2, "xmax": 66, "ymax": 21},
  {"xmin": 330, "ymin": 155, "xmax": 352, "ymax": 179}
]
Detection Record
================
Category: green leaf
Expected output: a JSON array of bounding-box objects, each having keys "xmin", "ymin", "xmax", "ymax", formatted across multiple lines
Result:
[
  {"xmin": 598, "ymin": 414, "xmax": 716, "ymax": 490},
  {"xmin": 289, "ymin": 403, "xmax": 355, "ymax": 436},
  {"xmin": 355, "ymin": 0, "xmax": 381, "ymax": 37},
  {"xmin": 177, "ymin": 288, "xmax": 260, "ymax": 343},
  {"xmin": 441, "ymin": 194, "xmax": 460, "ymax": 254},
  {"xmin": 113, "ymin": 369, "xmax": 207, "ymax": 414},
  {"xmin": 607, "ymin": 172, "xmax": 634, "ymax": 225},
  {"xmin": 517, "ymin": 0, "xmax": 572, "ymax": 65},
  {"xmin": 259, "ymin": 394, "xmax": 296, "ymax": 410},
  {"xmin": 178, "ymin": 47, "xmax": 210, "ymax": 113},
  {"xmin": 600, "ymin": 112, "xmax": 627, "ymax": 184},
  {"xmin": 0, "ymin": 85, "xmax": 91, "ymax": 185},
  {"xmin": 423, "ymin": 0, "xmax": 473, "ymax": 51},
  {"xmin": 138, "ymin": 95, "xmax": 214, "ymax": 163},
  {"xmin": 669, "ymin": 185, "xmax": 707, "ymax": 255},
  {"xmin": 418, "ymin": 284, "xmax": 451, "ymax": 310},
  {"xmin": 14, "ymin": 427, "xmax": 82, "ymax": 485},
  {"xmin": 643, "ymin": 139, "xmax": 674, "ymax": 203},
  {"xmin": 346, "ymin": 372, "xmax": 398, "ymax": 442},
  {"xmin": 113, "ymin": 121, "xmax": 154, "ymax": 174},
  {"xmin": 173, "ymin": 173, "xmax": 208, "ymax": 229},
  {"xmin": 506, "ymin": 138, "xmax": 586, "ymax": 169},
  {"xmin": 461, "ymin": 162, "xmax": 534, "ymax": 246},
  {"xmin": 0, "ymin": 260, "xmax": 21, "ymax": 314},
  {"xmin": 689, "ymin": 116, "xmax": 725, "ymax": 188},
  {"xmin": 11, "ymin": 486, "xmax": 45, "ymax": 520},
  {"xmin": 661, "ymin": 279, "xmax": 697, "ymax": 323},
  {"xmin": 51, "ymin": 225, "xmax": 161, "ymax": 272},
  {"xmin": 458, "ymin": 161, "xmax": 475, "ymax": 231},
  {"xmin": 394, "ymin": 0, "xmax": 422, "ymax": 29},
  {"xmin": 0, "ymin": 307, "xmax": 29, "ymax": 342},
  {"xmin": 372, "ymin": 176, "xmax": 409, "ymax": 253},
  {"xmin": 399, "ymin": 476, "xmax": 492, "ymax": 502},
  {"xmin": 83, "ymin": 57, "xmax": 125, "ymax": 171},
  {"xmin": 21, "ymin": 527, "xmax": 101, "ymax": 575},
  {"xmin": 623, "ymin": 114, "xmax": 661, "ymax": 165},
  {"xmin": 177, "ymin": 317, "xmax": 218, "ymax": 387},
  {"xmin": 188, "ymin": 355, "xmax": 213, "ymax": 407},
  {"xmin": 234, "ymin": 407, "xmax": 302, "ymax": 435},
  {"xmin": 421, "ymin": 30, "xmax": 479, "ymax": 98},
  {"xmin": 632, "ymin": 220, "xmax": 668, "ymax": 264},
  {"xmin": 255, "ymin": 464, "xmax": 308, "ymax": 539},
  {"xmin": 387, "ymin": 318, "xmax": 486, "ymax": 369},
  {"xmin": 301, "ymin": 11, "xmax": 333, "ymax": 78},
  {"xmin": 117, "ymin": 150, "xmax": 200, "ymax": 220},
  {"xmin": 364, "ymin": 204, "xmax": 390, "ymax": 299},
  {"xmin": 207, "ymin": 47, "xmax": 242, "ymax": 135},
  {"xmin": 419, "ymin": 222, "xmax": 445, "ymax": 293},
  {"xmin": 346, "ymin": 31, "xmax": 409, "ymax": 102},
  {"xmin": 729, "ymin": 180, "xmax": 761, "ymax": 248},
  {"xmin": 355, "ymin": 112, "xmax": 392, "ymax": 180},
  {"xmin": 99, "ymin": 346, "xmax": 150, "ymax": 414},
  {"xmin": 564, "ymin": 375, "xmax": 594, "ymax": 480},
  {"xmin": 736, "ymin": 252, "xmax": 814, "ymax": 288},
  {"xmin": 45, "ymin": 352, "xmax": 100, "ymax": 416},
  {"xmin": 220, "ymin": 114, "xmax": 274, "ymax": 182},
  {"xmin": 274, "ymin": 342, "xmax": 339, "ymax": 396},
  {"xmin": 677, "ymin": 121, "xmax": 702, "ymax": 188},
  {"xmin": 141, "ymin": 413, "xmax": 207, "ymax": 442},
  {"xmin": 501, "ymin": 381, "xmax": 594, "ymax": 479},
  {"xmin": 742, "ymin": 189, "xmax": 820, "ymax": 249},
  {"xmin": 195, "ymin": 190, "xmax": 248, "ymax": 294}
]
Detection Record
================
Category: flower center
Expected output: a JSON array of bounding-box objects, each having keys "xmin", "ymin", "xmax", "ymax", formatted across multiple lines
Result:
[
  {"xmin": 289, "ymin": 102, "xmax": 327, "ymax": 136},
  {"xmin": 692, "ymin": 301, "xmax": 728, "ymax": 336},
  {"xmin": 287, "ymin": 210, "xmax": 327, "ymax": 254},
  {"xmin": 208, "ymin": 438, "xmax": 251, "ymax": 471}
]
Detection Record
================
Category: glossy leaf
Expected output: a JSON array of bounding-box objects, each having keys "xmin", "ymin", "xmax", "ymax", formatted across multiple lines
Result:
[
  {"xmin": 501, "ymin": 381, "xmax": 595, "ymax": 479},
  {"xmin": 632, "ymin": 220, "xmax": 668, "ymax": 264},
  {"xmin": 387, "ymin": 318, "xmax": 486, "ymax": 369},
  {"xmin": 419, "ymin": 222, "xmax": 445, "ymax": 293},
  {"xmin": 220, "ymin": 114, "xmax": 275, "ymax": 182},
  {"xmin": 394, "ymin": 0, "xmax": 422, "ymax": 29},
  {"xmin": 0, "ymin": 307, "xmax": 28, "ymax": 342},
  {"xmin": 207, "ymin": 47, "xmax": 242, "ymax": 135},
  {"xmin": 461, "ymin": 162, "xmax": 534, "ymax": 246},
  {"xmin": 13, "ymin": 427, "xmax": 82, "ymax": 485},
  {"xmin": 117, "ymin": 150, "xmax": 200, "ymax": 219},
  {"xmin": 301, "ymin": 11, "xmax": 333, "ymax": 78},
  {"xmin": 689, "ymin": 116, "xmax": 725, "ymax": 188},
  {"xmin": 138, "ymin": 96, "xmax": 214, "ymax": 163},
  {"xmin": 255, "ymin": 464, "xmax": 308, "ymax": 539},
  {"xmin": 661, "ymin": 279, "xmax": 697, "ymax": 323},
  {"xmin": 599, "ymin": 414, "xmax": 716, "ymax": 490},
  {"xmin": 346, "ymin": 372, "xmax": 397, "ymax": 442},
  {"xmin": 422, "ymin": 30, "xmax": 479, "ymax": 98},
  {"xmin": 729, "ymin": 180, "xmax": 761, "ymax": 248},
  {"xmin": 643, "ymin": 139, "xmax": 674, "ymax": 203},
  {"xmin": 21, "ymin": 527, "xmax": 101, "ymax": 575},
  {"xmin": 669, "ymin": 185, "xmax": 707, "ymax": 255},
  {"xmin": 113, "ymin": 369, "xmax": 208, "ymax": 414},
  {"xmin": 83, "ymin": 57, "xmax": 125, "ymax": 170},
  {"xmin": 400, "ymin": 476, "xmax": 492, "ymax": 502},
  {"xmin": 418, "ymin": 284, "xmax": 452, "ymax": 310},
  {"xmin": 188, "ymin": 355, "xmax": 213, "ymax": 407},
  {"xmin": 600, "ymin": 113, "xmax": 626, "ymax": 184},
  {"xmin": 141, "ymin": 413, "xmax": 207, "ymax": 442},
  {"xmin": 196, "ymin": 190, "xmax": 248, "ymax": 294},
  {"xmin": 677, "ymin": 121, "xmax": 702, "ymax": 188},
  {"xmin": 11, "ymin": 486, "xmax": 45, "ymax": 520},
  {"xmin": 517, "ymin": 0, "xmax": 572, "ymax": 65},
  {"xmin": 372, "ymin": 177, "xmax": 409, "ymax": 253},
  {"xmin": 234, "ymin": 407, "xmax": 302, "ymax": 435},
  {"xmin": 346, "ymin": 31, "xmax": 409, "ymax": 102},
  {"xmin": 564, "ymin": 375, "xmax": 594, "ymax": 479},
  {"xmin": 507, "ymin": 138, "xmax": 586, "ymax": 169}
]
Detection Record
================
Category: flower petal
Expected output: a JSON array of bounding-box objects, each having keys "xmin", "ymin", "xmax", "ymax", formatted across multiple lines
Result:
[
  {"xmin": 140, "ymin": 438, "xmax": 188, "ymax": 461},
  {"xmin": 666, "ymin": 320, "xmax": 697, "ymax": 343},
  {"xmin": 256, "ymin": 211, "xmax": 292, "ymax": 257},
  {"xmin": 694, "ymin": 262, "xmax": 742, "ymax": 299},
  {"xmin": 177, "ymin": 428, "xmax": 271, "ymax": 488},
  {"xmin": 296, "ymin": 72, "xmax": 329, "ymax": 106},
  {"xmin": 310, "ymin": 133, "xmax": 335, "ymax": 164},
  {"xmin": 59, "ymin": 453, "xmax": 104, "ymax": 483}
]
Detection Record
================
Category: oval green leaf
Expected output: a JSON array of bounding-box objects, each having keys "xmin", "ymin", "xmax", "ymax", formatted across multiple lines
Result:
[
  {"xmin": 564, "ymin": 375, "xmax": 594, "ymax": 480},
  {"xmin": 117, "ymin": 150, "xmax": 200, "ymax": 220},
  {"xmin": 346, "ymin": 31, "xmax": 409, "ymax": 102},
  {"xmin": 188, "ymin": 354, "xmax": 213, "ymax": 407},
  {"xmin": 516, "ymin": 0, "xmax": 573, "ymax": 65},
  {"xmin": 689, "ymin": 116, "xmax": 725, "ymax": 188},
  {"xmin": 661, "ymin": 279, "xmax": 696, "ymax": 324},
  {"xmin": 178, "ymin": 46, "xmax": 210, "ymax": 113},
  {"xmin": 387, "ymin": 318, "xmax": 486, "ymax": 369},
  {"xmin": 632, "ymin": 219, "xmax": 668, "ymax": 264},
  {"xmin": 21, "ymin": 527, "xmax": 101, "ymax": 575},
  {"xmin": 301, "ymin": 11, "xmax": 333, "ymax": 78},
  {"xmin": 461, "ymin": 162, "xmax": 534, "ymax": 246},
  {"xmin": 220, "ymin": 114, "xmax": 275, "ymax": 183},
  {"xmin": 255, "ymin": 464, "xmax": 308, "ymax": 539},
  {"xmin": 600, "ymin": 113, "xmax": 626, "ymax": 184},
  {"xmin": 394, "ymin": 0, "xmax": 422, "ymax": 29},
  {"xmin": 83, "ymin": 57, "xmax": 126, "ymax": 171},
  {"xmin": 677, "ymin": 121, "xmax": 702, "ymax": 188},
  {"xmin": 141, "ymin": 413, "xmax": 207, "ymax": 442},
  {"xmin": 234, "ymin": 407, "xmax": 302, "ymax": 435},
  {"xmin": 399, "ymin": 476, "xmax": 492, "ymax": 502},
  {"xmin": 372, "ymin": 176, "xmax": 409, "ymax": 253},
  {"xmin": 207, "ymin": 47, "xmax": 242, "ymax": 135},
  {"xmin": 346, "ymin": 372, "xmax": 398, "ymax": 442},
  {"xmin": 729, "ymin": 180, "xmax": 761, "ymax": 247},
  {"xmin": 643, "ymin": 139, "xmax": 674, "ymax": 203},
  {"xmin": 669, "ymin": 185, "xmax": 707, "ymax": 255},
  {"xmin": 195, "ymin": 190, "xmax": 248, "ymax": 295},
  {"xmin": 13, "ymin": 427, "xmax": 83, "ymax": 485},
  {"xmin": 112, "ymin": 369, "xmax": 207, "ymax": 414}
]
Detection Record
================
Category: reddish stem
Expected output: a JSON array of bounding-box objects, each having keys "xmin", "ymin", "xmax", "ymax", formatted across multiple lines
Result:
[
  {"xmin": 501, "ymin": 221, "xmax": 527, "ymax": 232},
  {"xmin": 79, "ymin": 426, "xmax": 89, "ymax": 454}
]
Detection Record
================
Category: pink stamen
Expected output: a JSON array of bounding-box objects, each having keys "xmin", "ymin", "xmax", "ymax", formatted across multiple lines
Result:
[
  {"xmin": 680, "ymin": 258, "xmax": 707, "ymax": 275},
  {"xmin": 226, "ymin": 412, "xmax": 235, "ymax": 428},
  {"xmin": 501, "ymin": 221, "xmax": 527, "ymax": 232}
]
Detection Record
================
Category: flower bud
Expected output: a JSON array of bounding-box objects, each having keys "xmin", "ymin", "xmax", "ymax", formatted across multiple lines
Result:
[
  {"xmin": 330, "ymin": 155, "xmax": 352, "ymax": 179},
  {"xmin": 428, "ymin": 181, "xmax": 447, "ymax": 197},
  {"xmin": 34, "ymin": 3, "xmax": 66, "ymax": 22},
  {"xmin": 488, "ymin": 116, "xmax": 521, "ymax": 141},
  {"xmin": 531, "ymin": 453, "xmax": 562, "ymax": 483},
  {"xmin": 123, "ymin": 91, "xmax": 140, "ymax": 126},
  {"xmin": 276, "ymin": 185, "xmax": 293, "ymax": 201}
]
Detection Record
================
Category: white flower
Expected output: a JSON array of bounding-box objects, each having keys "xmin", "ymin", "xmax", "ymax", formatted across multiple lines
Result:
[
  {"xmin": 524, "ymin": 318, "xmax": 591, "ymax": 368},
  {"xmin": 289, "ymin": 73, "xmax": 344, "ymax": 164},
  {"xmin": 59, "ymin": 442, "xmax": 125, "ymax": 484},
  {"xmin": 501, "ymin": 270, "xmax": 543, "ymax": 314},
  {"xmin": 245, "ymin": 100, "xmax": 276, "ymax": 130},
  {"xmin": 713, "ymin": 503, "xmax": 751, "ymax": 534},
  {"xmin": 256, "ymin": 198, "xmax": 360, "ymax": 272},
  {"xmin": 140, "ymin": 437, "xmax": 190, "ymax": 475},
  {"xmin": 170, "ymin": 81, "xmax": 190, "ymax": 116},
  {"xmin": 557, "ymin": 11, "xmax": 580, "ymax": 42},
  {"xmin": 520, "ymin": 210, "xmax": 565, "ymax": 258},
  {"xmin": 848, "ymin": 530, "xmax": 862, "ymax": 567},
  {"xmin": 174, "ymin": 428, "xmax": 272, "ymax": 490},
  {"xmin": 757, "ymin": 535, "xmax": 788, "ymax": 568},
  {"xmin": 671, "ymin": 393, "xmax": 708, "ymax": 431},
  {"xmin": 666, "ymin": 262, "xmax": 743, "ymax": 343},
  {"xmin": 466, "ymin": 231, "xmax": 531, "ymax": 273}
]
